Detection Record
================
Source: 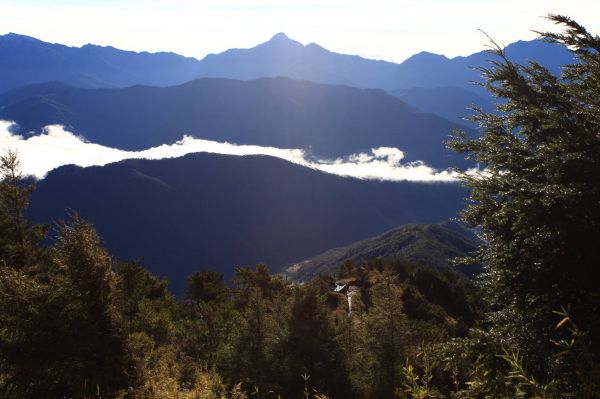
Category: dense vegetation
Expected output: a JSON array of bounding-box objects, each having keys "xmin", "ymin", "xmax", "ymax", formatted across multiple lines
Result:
[
  {"xmin": 444, "ymin": 15, "xmax": 600, "ymax": 397},
  {"xmin": 1, "ymin": 14, "xmax": 599, "ymax": 399}
]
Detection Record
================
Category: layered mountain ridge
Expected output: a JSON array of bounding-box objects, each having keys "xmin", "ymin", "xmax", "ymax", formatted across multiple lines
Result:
[
  {"xmin": 0, "ymin": 77, "xmax": 472, "ymax": 169},
  {"xmin": 2, "ymin": 30, "xmax": 572, "ymax": 292},
  {"xmin": 0, "ymin": 31, "xmax": 573, "ymax": 96},
  {"xmin": 28, "ymin": 152, "xmax": 468, "ymax": 293}
]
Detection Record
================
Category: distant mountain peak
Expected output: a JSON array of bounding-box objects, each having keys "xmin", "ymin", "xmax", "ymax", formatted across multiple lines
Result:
[
  {"xmin": 261, "ymin": 32, "xmax": 303, "ymax": 48},
  {"xmin": 270, "ymin": 32, "xmax": 290, "ymax": 41},
  {"xmin": 1, "ymin": 32, "xmax": 26, "ymax": 38},
  {"xmin": 0, "ymin": 32, "xmax": 39, "ymax": 43},
  {"xmin": 410, "ymin": 51, "xmax": 448, "ymax": 60}
]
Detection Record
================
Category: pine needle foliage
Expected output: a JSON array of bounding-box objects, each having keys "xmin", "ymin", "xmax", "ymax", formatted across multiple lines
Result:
[{"xmin": 448, "ymin": 13, "xmax": 600, "ymax": 394}]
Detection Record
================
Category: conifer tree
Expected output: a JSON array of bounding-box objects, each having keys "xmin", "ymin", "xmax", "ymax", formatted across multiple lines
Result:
[
  {"xmin": 285, "ymin": 284, "xmax": 352, "ymax": 398},
  {"xmin": 448, "ymin": 14, "xmax": 600, "ymax": 392},
  {"xmin": 0, "ymin": 150, "xmax": 47, "ymax": 270},
  {"xmin": 48, "ymin": 215, "xmax": 133, "ymax": 397},
  {"xmin": 364, "ymin": 270, "xmax": 407, "ymax": 398},
  {"xmin": 182, "ymin": 270, "xmax": 231, "ymax": 368},
  {"xmin": 1, "ymin": 167, "xmax": 134, "ymax": 399},
  {"xmin": 0, "ymin": 151, "xmax": 52, "ymax": 398}
]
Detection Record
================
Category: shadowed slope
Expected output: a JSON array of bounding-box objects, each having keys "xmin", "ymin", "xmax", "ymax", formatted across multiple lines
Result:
[
  {"xmin": 0, "ymin": 77, "xmax": 471, "ymax": 169},
  {"xmin": 28, "ymin": 152, "xmax": 467, "ymax": 293}
]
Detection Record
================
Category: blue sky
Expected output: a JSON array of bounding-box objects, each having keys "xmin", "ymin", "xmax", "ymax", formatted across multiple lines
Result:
[{"xmin": 1, "ymin": 0, "xmax": 598, "ymax": 62}]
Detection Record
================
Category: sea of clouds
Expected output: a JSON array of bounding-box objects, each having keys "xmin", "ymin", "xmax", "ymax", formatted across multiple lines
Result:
[{"xmin": 0, "ymin": 120, "xmax": 462, "ymax": 182}]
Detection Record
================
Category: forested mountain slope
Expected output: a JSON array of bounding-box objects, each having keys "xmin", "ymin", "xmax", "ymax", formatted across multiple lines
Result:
[
  {"xmin": 286, "ymin": 221, "xmax": 482, "ymax": 281},
  {"xmin": 28, "ymin": 152, "xmax": 467, "ymax": 293}
]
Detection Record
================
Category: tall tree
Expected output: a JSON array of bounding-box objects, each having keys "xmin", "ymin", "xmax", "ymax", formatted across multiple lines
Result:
[
  {"xmin": 0, "ymin": 193, "xmax": 134, "ymax": 398},
  {"xmin": 223, "ymin": 265, "xmax": 289, "ymax": 393},
  {"xmin": 364, "ymin": 270, "xmax": 407, "ymax": 398},
  {"xmin": 48, "ymin": 215, "xmax": 134, "ymax": 397},
  {"xmin": 284, "ymin": 283, "xmax": 352, "ymax": 398},
  {"xmin": 181, "ymin": 270, "xmax": 231, "ymax": 368},
  {"xmin": 448, "ymin": 14, "xmax": 600, "ymax": 393},
  {"xmin": 0, "ymin": 151, "xmax": 53, "ymax": 398},
  {"xmin": 0, "ymin": 150, "xmax": 47, "ymax": 270}
]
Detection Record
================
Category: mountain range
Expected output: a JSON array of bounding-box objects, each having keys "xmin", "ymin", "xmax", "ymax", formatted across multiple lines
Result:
[
  {"xmin": 2, "ymin": 30, "xmax": 574, "ymax": 290},
  {"xmin": 0, "ymin": 33, "xmax": 200, "ymax": 93},
  {"xmin": 28, "ymin": 153, "xmax": 467, "ymax": 293},
  {"xmin": 165, "ymin": 34, "xmax": 576, "ymax": 95},
  {"xmin": 0, "ymin": 31, "xmax": 574, "ymax": 122},
  {"xmin": 0, "ymin": 32, "xmax": 573, "ymax": 92}
]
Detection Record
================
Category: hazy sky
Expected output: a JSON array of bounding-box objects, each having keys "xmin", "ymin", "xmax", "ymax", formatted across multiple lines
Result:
[{"xmin": 1, "ymin": 0, "xmax": 598, "ymax": 62}]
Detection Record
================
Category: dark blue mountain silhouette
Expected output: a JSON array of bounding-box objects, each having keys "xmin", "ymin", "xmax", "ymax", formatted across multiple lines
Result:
[
  {"xmin": 0, "ymin": 32, "xmax": 200, "ymax": 92},
  {"xmin": 28, "ymin": 152, "xmax": 468, "ymax": 294},
  {"xmin": 194, "ymin": 32, "xmax": 399, "ymax": 88},
  {"xmin": 0, "ymin": 31, "xmax": 573, "ymax": 98},
  {"xmin": 181, "ymin": 33, "xmax": 567, "ymax": 92},
  {"xmin": 0, "ymin": 77, "xmax": 471, "ymax": 169}
]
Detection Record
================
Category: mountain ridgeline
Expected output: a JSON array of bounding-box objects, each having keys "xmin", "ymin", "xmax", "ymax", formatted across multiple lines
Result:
[
  {"xmin": 0, "ymin": 31, "xmax": 573, "ymax": 126},
  {"xmin": 28, "ymin": 153, "xmax": 467, "ymax": 294},
  {"xmin": 285, "ymin": 221, "xmax": 483, "ymax": 281},
  {"xmin": 389, "ymin": 87, "xmax": 495, "ymax": 126},
  {"xmin": 0, "ymin": 31, "xmax": 573, "ymax": 94},
  {"xmin": 0, "ymin": 77, "xmax": 472, "ymax": 168},
  {"xmin": 0, "ymin": 33, "xmax": 201, "ymax": 93}
]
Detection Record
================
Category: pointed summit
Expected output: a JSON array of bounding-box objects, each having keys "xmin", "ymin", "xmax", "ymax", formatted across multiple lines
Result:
[
  {"xmin": 270, "ymin": 32, "xmax": 290, "ymax": 41},
  {"xmin": 260, "ymin": 32, "xmax": 303, "ymax": 48}
]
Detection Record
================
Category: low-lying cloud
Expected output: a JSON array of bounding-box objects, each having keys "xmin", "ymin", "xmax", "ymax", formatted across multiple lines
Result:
[{"xmin": 0, "ymin": 120, "xmax": 461, "ymax": 182}]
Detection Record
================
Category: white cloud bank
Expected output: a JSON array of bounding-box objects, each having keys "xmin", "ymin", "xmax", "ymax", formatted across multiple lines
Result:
[{"xmin": 0, "ymin": 120, "xmax": 462, "ymax": 182}]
